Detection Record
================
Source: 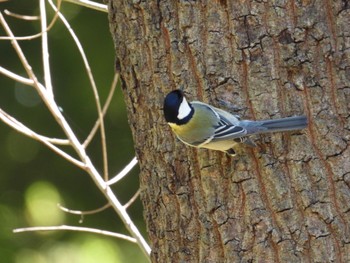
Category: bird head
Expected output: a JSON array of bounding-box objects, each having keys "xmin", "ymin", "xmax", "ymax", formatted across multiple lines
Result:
[{"xmin": 163, "ymin": 89, "xmax": 193, "ymax": 125}]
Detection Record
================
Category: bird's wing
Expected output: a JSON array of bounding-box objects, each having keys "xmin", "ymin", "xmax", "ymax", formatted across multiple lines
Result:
[
  {"xmin": 211, "ymin": 116, "xmax": 247, "ymax": 142},
  {"xmin": 190, "ymin": 101, "xmax": 248, "ymax": 144}
]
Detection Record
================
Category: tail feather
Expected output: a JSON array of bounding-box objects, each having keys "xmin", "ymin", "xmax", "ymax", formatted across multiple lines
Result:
[{"xmin": 242, "ymin": 116, "xmax": 308, "ymax": 135}]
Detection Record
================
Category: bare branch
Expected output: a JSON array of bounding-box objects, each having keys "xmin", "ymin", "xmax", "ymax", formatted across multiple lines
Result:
[
  {"xmin": 83, "ymin": 73, "xmax": 119, "ymax": 148},
  {"xmin": 0, "ymin": 31, "xmax": 46, "ymax": 41},
  {"xmin": 0, "ymin": 13, "xmax": 79, "ymax": 153},
  {"xmin": 48, "ymin": 0, "xmax": 109, "ymax": 181},
  {"xmin": 0, "ymin": 109, "xmax": 70, "ymax": 145},
  {"xmin": 40, "ymin": 0, "xmax": 53, "ymax": 97},
  {"xmin": 0, "ymin": 12, "xmax": 41, "ymax": 88},
  {"xmin": 107, "ymin": 157, "xmax": 138, "ymax": 186},
  {"xmin": 104, "ymin": 186, "xmax": 152, "ymax": 256},
  {"xmin": 0, "ymin": 108, "xmax": 83, "ymax": 167},
  {"xmin": 0, "ymin": 0, "xmax": 61, "ymax": 41},
  {"xmin": 0, "ymin": 11, "xmax": 86, "ymax": 161},
  {"xmin": 124, "ymin": 189, "xmax": 141, "ymax": 210},
  {"xmin": 64, "ymin": 0, "xmax": 108, "ymax": 13},
  {"xmin": 0, "ymin": 66, "xmax": 34, "ymax": 86},
  {"xmin": 0, "ymin": 5, "xmax": 151, "ymax": 259},
  {"xmin": 13, "ymin": 225, "xmax": 137, "ymax": 243},
  {"xmin": 58, "ymin": 203, "xmax": 110, "ymax": 215},
  {"xmin": 4, "ymin": 9, "xmax": 39, "ymax": 20}
]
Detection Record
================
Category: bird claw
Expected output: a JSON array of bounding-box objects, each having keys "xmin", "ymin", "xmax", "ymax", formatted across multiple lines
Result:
[{"xmin": 225, "ymin": 148, "xmax": 236, "ymax": 156}]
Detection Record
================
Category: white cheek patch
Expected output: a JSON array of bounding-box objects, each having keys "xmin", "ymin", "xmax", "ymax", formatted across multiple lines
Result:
[{"xmin": 177, "ymin": 98, "xmax": 192, "ymax": 120}]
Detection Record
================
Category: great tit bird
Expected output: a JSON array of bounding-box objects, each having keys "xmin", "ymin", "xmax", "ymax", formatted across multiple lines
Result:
[{"xmin": 163, "ymin": 89, "xmax": 308, "ymax": 156}]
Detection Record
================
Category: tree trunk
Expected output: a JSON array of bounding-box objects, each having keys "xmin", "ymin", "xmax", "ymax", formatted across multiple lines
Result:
[{"xmin": 107, "ymin": 1, "xmax": 350, "ymax": 262}]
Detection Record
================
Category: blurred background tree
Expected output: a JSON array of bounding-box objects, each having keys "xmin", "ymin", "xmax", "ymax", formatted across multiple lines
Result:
[{"xmin": 0, "ymin": 0, "xmax": 149, "ymax": 262}]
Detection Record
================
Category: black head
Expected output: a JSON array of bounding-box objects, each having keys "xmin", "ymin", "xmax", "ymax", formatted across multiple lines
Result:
[{"xmin": 163, "ymin": 89, "xmax": 193, "ymax": 125}]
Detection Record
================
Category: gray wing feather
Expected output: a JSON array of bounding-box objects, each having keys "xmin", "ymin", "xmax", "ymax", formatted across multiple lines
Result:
[{"xmin": 211, "ymin": 109, "xmax": 247, "ymax": 141}]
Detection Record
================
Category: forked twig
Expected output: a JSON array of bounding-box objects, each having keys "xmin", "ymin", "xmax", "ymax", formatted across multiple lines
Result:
[
  {"xmin": 48, "ymin": 0, "xmax": 109, "ymax": 181},
  {"xmin": 0, "ymin": 0, "xmax": 62, "ymax": 41},
  {"xmin": 14, "ymin": 225, "xmax": 137, "ymax": 243},
  {"xmin": 0, "ymin": 108, "xmax": 82, "ymax": 167},
  {"xmin": 83, "ymin": 73, "xmax": 119, "ymax": 148},
  {"xmin": 107, "ymin": 157, "xmax": 138, "ymax": 185},
  {"xmin": 0, "ymin": 11, "xmax": 85, "ymax": 159},
  {"xmin": 0, "ymin": 66, "xmax": 34, "ymax": 85},
  {"xmin": 0, "ymin": 108, "xmax": 70, "ymax": 145}
]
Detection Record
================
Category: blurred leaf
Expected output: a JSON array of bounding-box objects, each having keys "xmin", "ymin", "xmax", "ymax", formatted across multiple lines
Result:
[{"xmin": 25, "ymin": 181, "xmax": 65, "ymax": 227}]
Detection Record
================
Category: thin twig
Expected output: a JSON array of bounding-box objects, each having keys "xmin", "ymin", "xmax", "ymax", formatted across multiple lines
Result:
[
  {"xmin": 83, "ymin": 73, "xmax": 119, "ymax": 148},
  {"xmin": 40, "ymin": 0, "xmax": 54, "ymax": 97},
  {"xmin": 0, "ymin": 12, "xmax": 84, "ymax": 157},
  {"xmin": 4, "ymin": 10, "xmax": 39, "ymax": 20},
  {"xmin": 0, "ymin": 109, "xmax": 70, "ymax": 145},
  {"xmin": 64, "ymin": 0, "xmax": 108, "ymax": 12},
  {"xmin": 124, "ymin": 189, "xmax": 141, "ymax": 210},
  {"xmin": 0, "ymin": 11, "xmax": 87, "ymax": 165},
  {"xmin": 13, "ymin": 225, "xmax": 137, "ymax": 243},
  {"xmin": 58, "ymin": 203, "xmax": 111, "ymax": 215},
  {"xmin": 0, "ymin": 108, "xmax": 83, "ymax": 167},
  {"xmin": 0, "ymin": 0, "xmax": 62, "ymax": 41},
  {"xmin": 0, "ymin": 12, "xmax": 41, "ymax": 88},
  {"xmin": 48, "ymin": 0, "xmax": 109, "ymax": 181},
  {"xmin": 0, "ymin": 66, "xmax": 34, "ymax": 85},
  {"xmin": 107, "ymin": 157, "xmax": 138, "ymax": 185},
  {"xmin": 0, "ymin": 31, "xmax": 45, "ymax": 41}
]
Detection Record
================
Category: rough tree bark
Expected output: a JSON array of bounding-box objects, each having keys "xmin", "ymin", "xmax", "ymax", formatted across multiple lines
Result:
[{"xmin": 108, "ymin": 1, "xmax": 350, "ymax": 262}]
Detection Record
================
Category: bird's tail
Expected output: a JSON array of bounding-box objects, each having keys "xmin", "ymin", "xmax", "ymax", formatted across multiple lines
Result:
[{"xmin": 241, "ymin": 116, "xmax": 308, "ymax": 135}]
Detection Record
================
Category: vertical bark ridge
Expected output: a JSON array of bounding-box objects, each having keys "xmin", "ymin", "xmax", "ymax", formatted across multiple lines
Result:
[
  {"xmin": 240, "ymin": 49, "xmax": 256, "ymax": 120},
  {"xmin": 302, "ymin": 86, "xmax": 345, "ymax": 262},
  {"xmin": 323, "ymin": 0, "xmax": 338, "ymax": 51},
  {"xmin": 287, "ymin": 0, "xmax": 297, "ymax": 28},
  {"xmin": 325, "ymin": 56, "xmax": 345, "ymax": 126},
  {"xmin": 250, "ymin": 150, "xmax": 282, "ymax": 262}
]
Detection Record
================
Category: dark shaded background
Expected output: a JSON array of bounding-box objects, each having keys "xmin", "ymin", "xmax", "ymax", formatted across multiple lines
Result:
[{"xmin": 0, "ymin": 1, "xmax": 147, "ymax": 262}]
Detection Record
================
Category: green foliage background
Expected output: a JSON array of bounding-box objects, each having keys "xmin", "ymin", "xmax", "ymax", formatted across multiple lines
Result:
[{"xmin": 0, "ymin": 1, "xmax": 147, "ymax": 262}]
